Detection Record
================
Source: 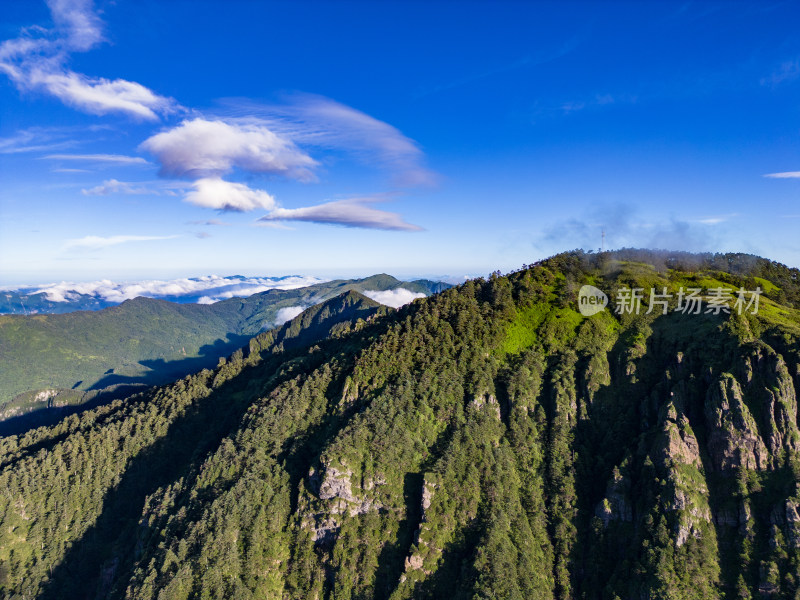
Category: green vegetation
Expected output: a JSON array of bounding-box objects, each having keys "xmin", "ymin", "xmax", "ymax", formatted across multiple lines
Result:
[
  {"xmin": 0, "ymin": 250, "xmax": 799, "ymax": 599},
  {"xmin": 0, "ymin": 275, "xmax": 444, "ymax": 423}
]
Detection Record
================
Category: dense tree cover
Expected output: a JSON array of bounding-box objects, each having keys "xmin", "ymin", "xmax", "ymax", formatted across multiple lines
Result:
[
  {"xmin": 0, "ymin": 275, "xmax": 446, "ymax": 424},
  {"xmin": 1, "ymin": 252, "xmax": 799, "ymax": 599}
]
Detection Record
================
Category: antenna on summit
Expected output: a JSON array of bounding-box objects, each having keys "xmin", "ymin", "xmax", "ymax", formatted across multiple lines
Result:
[{"xmin": 601, "ymin": 229, "xmax": 606, "ymax": 253}]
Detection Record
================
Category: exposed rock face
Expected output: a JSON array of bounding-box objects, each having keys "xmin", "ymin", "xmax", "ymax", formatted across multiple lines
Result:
[
  {"xmin": 318, "ymin": 465, "xmax": 356, "ymax": 502},
  {"xmin": 595, "ymin": 467, "xmax": 633, "ymax": 527},
  {"xmin": 664, "ymin": 471, "xmax": 714, "ymax": 548},
  {"xmin": 470, "ymin": 394, "xmax": 501, "ymax": 420},
  {"xmin": 421, "ymin": 476, "xmax": 436, "ymax": 522},
  {"xmin": 306, "ymin": 515, "xmax": 340, "ymax": 545},
  {"xmin": 403, "ymin": 554, "xmax": 424, "ymax": 571},
  {"xmin": 654, "ymin": 396, "xmax": 701, "ymax": 468},
  {"xmin": 754, "ymin": 352, "xmax": 800, "ymax": 457},
  {"xmin": 642, "ymin": 393, "xmax": 714, "ymax": 548},
  {"xmin": 305, "ymin": 460, "xmax": 384, "ymax": 543},
  {"xmin": 705, "ymin": 374, "xmax": 769, "ymax": 471},
  {"xmin": 786, "ymin": 497, "xmax": 800, "ymax": 549},
  {"xmin": 402, "ymin": 473, "xmax": 439, "ymax": 576},
  {"xmin": 34, "ymin": 389, "xmax": 58, "ymax": 403}
]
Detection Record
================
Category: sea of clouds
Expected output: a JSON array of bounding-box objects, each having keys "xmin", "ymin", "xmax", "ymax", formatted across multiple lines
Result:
[
  {"xmin": 1, "ymin": 276, "xmax": 429, "ymax": 312},
  {"xmin": 5, "ymin": 275, "xmax": 326, "ymax": 304}
]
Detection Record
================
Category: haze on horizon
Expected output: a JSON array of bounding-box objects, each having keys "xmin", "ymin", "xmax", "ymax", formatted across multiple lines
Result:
[{"xmin": 1, "ymin": 0, "xmax": 799, "ymax": 284}]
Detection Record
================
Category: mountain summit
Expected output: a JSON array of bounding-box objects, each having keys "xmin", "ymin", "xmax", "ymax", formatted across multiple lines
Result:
[{"xmin": 0, "ymin": 250, "xmax": 799, "ymax": 599}]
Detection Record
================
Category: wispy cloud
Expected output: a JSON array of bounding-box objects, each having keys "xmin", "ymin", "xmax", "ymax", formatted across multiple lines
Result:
[
  {"xmin": 0, "ymin": 124, "xmax": 111, "ymax": 154},
  {"xmin": 186, "ymin": 219, "xmax": 230, "ymax": 226},
  {"xmin": 260, "ymin": 196, "xmax": 423, "ymax": 231},
  {"xmin": 82, "ymin": 179, "xmax": 156, "ymax": 195},
  {"xmin": 134, "ymin": 96, "xmax": 430, "ymax": 228},
  {"xmin": 761, "ymin": 59, "xmax": 800, "ymax": 87},
  {"xmin": 44, "ymin": 153, "xmax": 150, "ymax": 165},
  {"xmin": 220, "ymin": 94, "xmax": 438, "ymax": 187},
  {"xmin": 690, "ymin": 213, "xmax": 738, "ymax": 225},
  {"xmin": 0, "ymin": 129, "xmax": 75, "ymax": 154},
  {"xmin": 0, "ymin": 0, "xmax": 178, "ymax": 119},
  {"xmin": 140, "ymin": 105, "xmax": 429, "ymax": 227},
  {"xmin": 254, "ymin": 221, "xmax": 295, "ymax": 230},
  {"xmin": 541, "ymin": 204, "xmax": 726, "ymax": 253},
  {"xmin": 63, "ymin": 234, "xmax": 180, "ymax": 250},
  {"xmin": 764, "ymin": 171, "xmax": 800, "ymax": 179}
]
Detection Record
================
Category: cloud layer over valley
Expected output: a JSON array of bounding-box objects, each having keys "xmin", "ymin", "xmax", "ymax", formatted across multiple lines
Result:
[{"xmin": 4, "ymin": 275, "xmax": 326, "ymax": 304}]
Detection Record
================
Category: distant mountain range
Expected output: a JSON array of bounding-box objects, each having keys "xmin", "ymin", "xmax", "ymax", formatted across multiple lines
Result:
[
  {"xmin": 0, "ymin": 274, "xmax": 380, "ymax": 314},
  {"xmin": 0, "ymin": 274, "xmax": 450, "ymax": 430}
]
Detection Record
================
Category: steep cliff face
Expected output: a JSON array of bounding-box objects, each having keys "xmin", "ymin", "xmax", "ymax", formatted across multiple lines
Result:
[{"xmin": 0, "ymin": 251, "xmax": 799, "ymax": 600}]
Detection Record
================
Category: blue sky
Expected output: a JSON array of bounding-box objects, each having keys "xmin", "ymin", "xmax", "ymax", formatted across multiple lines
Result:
[{"xmin": 1, "ymin": 0, "xmax": 799, "ymax": 284}]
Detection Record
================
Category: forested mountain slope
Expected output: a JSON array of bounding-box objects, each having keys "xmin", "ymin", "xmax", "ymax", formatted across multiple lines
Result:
[
  {"xmin": 1, "ymin": 250, "xmax": 800, "ymax": 599},
  {"xmin": 0, "ymin": 274, "xmax": 443, "ymax": 423}
]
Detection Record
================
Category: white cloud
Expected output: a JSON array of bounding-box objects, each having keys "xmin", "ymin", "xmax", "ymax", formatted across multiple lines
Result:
[
  {"xmin": 140, "ymin": 118, "xmax": 317, "ymax": 180},
  {"xmin": 226, "ymin": 94, "xmax": 437, "ymax": 187},
  {"xmin": 690, "ymin": 213, "xmax": 738, "ymax": 225},
  {"xmin": 260, "ymin": 197, "xmax": 422, "ymax": 231},
  {"xmin": 82, "ymin": 179, "xmax": 155, "ymax": 195},
  {"xmin": 21, "ymin": 275, "xmax": 325, "ymax": 303},
  {"xmin": 45, "ymin": 153, "xmax": 150, "ymax": 165},
  {"xmin": 64, "ymin": 234, "xmax": 180, "ymax": 250},
  {"xmin": 0, "ymin": 0, "xmax": 177, "ymax": 120},
  {"xmin": 135, "ymin": 100, "xmax": 432, "ymax": 225},
  {"xmin": 274, "ymin": 305, "xmax": 305, "ymax": 326},
  {"xmin": 363, "ymin": 288, "xmax": 425, "ymax": 308},
  {"xmin": 764, "ymin": 171, "xmax": 800, "ymax": 179},
  {"xmin": 187, "ymin": 219, "xmax": 230, "ymax": 226},
  {"xmin": 184, "ymin": 177, "xmax": 276, "ymax": 211},
  {"xmin": 34, "ymin": 70, "xmax": 177, "ymax": 120},
  {"xmin": 47, "ymin": 0, "xmax": 104, "ymax": 51}
]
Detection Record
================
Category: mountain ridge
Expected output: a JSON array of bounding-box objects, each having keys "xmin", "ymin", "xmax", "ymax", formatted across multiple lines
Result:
[
  {"xmin": 0, "ymin": 274, "xmax": 450, "ymax": 315},
  {"xmin": 0, "ymin": 274, "xmax": 446, "ymax": 425},
  {"xmin": 0, "ymin": 250, "xmax": 799, "ymax": 598}
]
